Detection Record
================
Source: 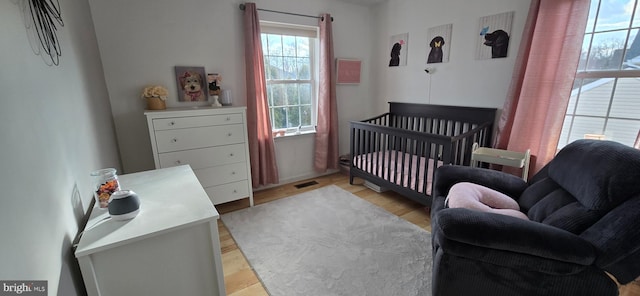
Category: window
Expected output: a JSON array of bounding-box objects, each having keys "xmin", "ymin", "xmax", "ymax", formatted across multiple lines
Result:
[
  {"xmin": 559, "ymin": 0, "xmax": 640, "ymax": 149},
  {"xmin": 260, "ymin": 22, "xmax": 319, "ymax": 134}
]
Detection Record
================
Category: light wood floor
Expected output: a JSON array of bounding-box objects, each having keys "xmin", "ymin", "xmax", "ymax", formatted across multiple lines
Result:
[{"xmin": 215, "ymin": 173, "xmax": 640, "ymax": 296}]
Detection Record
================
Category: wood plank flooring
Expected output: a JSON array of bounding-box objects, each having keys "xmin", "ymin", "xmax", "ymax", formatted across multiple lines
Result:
[{"xmin": 215, "ymin": 173, "xmax": 640, "ymax": 296}]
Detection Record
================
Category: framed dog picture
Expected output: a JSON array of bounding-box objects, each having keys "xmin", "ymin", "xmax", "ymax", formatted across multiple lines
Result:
[
  {"xmin": 174, "ymin": 66, "xmax": 207, "ymax": 102},
  {"xmin": 475, "ymin": 11, "xmax": 514, "ymax": 60},
  {"xmin": 426, "ymin": 24, "xmax": 453, "ymax": 64}
]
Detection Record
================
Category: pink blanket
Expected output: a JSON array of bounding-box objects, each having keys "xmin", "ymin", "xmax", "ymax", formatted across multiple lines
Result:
[{"xmin": 354, "ymin": 150, "xmax": 442, "ymax": 195}]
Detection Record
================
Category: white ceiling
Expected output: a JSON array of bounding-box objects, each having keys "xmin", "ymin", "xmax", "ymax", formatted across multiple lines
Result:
[{"xmin": 336, "ymin": 0, "xmax": 386, "ymax": 6}]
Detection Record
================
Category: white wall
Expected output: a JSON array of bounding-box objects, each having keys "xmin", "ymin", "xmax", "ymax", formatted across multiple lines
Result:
[
  {"xmin": 88, "ymin": 0, "xmax": 375, "ymax": 182},
  {"xmin": 0, "ymin": 1, "xmax": 120, "ymax": 294},
  {"xmin": 371, "ymin": 0, "xmax": 531, "ymax": 113}
]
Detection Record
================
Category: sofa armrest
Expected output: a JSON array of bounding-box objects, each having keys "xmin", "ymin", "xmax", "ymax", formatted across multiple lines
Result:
[
  {"xmin": 435, "ymin": 208, "xmax": 596, "ymax": 266},
  {"xmin": 433, "ymin": 165, "xmax": 528, "ymax": 200}
]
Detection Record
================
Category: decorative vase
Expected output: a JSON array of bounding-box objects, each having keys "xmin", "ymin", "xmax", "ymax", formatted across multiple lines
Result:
[
  {"xmin": 146, "ymin": 97, "xmax": 166, "ymax": 110},
  {"xmin": 221, "ymin": 89, "xmax": 233, "ymax": 106}
]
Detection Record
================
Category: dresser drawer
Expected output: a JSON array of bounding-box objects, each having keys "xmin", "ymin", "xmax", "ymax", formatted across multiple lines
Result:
[
  {"xmin": 158, "ymin": 144, "xmax": 246, "ymax": 169},
  {"xmin": 193, "ymin": 163, "xmax": 248, "ymax": 188},
  {"xmin": 155, "ymin": 124, "xmax": 245, "ymax": 153},
  {"xmin": 205, "ymin": 180, "xmax": 251, "ymax": 205},
  {"xmin": 153, "ymin": 114, "xmax": 243, "ymax": 131}
]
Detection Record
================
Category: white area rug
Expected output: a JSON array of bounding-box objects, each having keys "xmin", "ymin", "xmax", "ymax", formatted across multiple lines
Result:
[{"xmin": 221, "ymin": 185, "xmax": 432, "ymax": 296}]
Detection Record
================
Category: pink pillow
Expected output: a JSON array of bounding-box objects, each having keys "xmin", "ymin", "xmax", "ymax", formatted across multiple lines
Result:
[{"xmin": 446, "ymin": 182, "xmax": 529, "ymax": 220}]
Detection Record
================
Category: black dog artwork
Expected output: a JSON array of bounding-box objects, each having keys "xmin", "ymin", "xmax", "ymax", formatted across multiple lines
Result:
[
  {"xmin": 427, "ymin": 36, "xmax": 445, "ymax": 64},
  {"xmin": 389, "ymin": 42, "xmax": 401, "ymax": 67},
  {"xmin": 484, "ymin": 29, "xmax": 510, "ymax": 58}
]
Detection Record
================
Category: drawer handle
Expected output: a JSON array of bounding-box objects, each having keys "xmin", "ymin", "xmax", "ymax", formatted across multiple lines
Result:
[
  {"xmin": 172, "ymin": 138, "xmax": 178, "ymax": 143},
  {"xmin": 226, "ymin": 117, "xmax": 231, "ymax": 121},
  {"xmin": 227, "ymin": 133, "xmax": 232, "ymax": 137},
  {"xmin": 233, "ymin": 189, "xmax": 237, "ymax": 193},
  {"xmin": 175, "ymin": 160, "xmax": 181, "ymax": 165},
  {"xmin": 169, "ymin": 121, "xmax": 175, "ymax": 126},
  {"xmin": 231, "ymin": 171, "xmax": 236, "ymax": 175},
  {"xmin": 229, "ymin": 153, "xmax": 234, "ymax": 157}
]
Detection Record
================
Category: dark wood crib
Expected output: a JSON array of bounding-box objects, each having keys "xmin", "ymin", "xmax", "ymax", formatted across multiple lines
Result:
[{"xmin": 349, "ymin": 102, "xmax": 496, "ymax": 206}]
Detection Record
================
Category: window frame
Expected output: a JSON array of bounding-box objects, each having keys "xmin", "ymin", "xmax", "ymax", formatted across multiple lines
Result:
[
  {"xmin": 559, "ymin": 0, "xmax": 640, "ymax": 149},
  {"xmin": 260, "ymin": 21, "xmax": 319, "ymax": 136}
]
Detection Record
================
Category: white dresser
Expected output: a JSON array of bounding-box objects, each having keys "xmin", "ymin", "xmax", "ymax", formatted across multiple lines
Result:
[
  {"xmin": 145, "ymin": 107, "xmax": 254, "ymax": 206},
  {"xmin": 75, "ymin": 165, "xmax": 226, "ymax": 296}
]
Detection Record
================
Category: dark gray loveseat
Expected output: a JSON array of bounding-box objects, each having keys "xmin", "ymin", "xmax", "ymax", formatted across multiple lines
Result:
[{"xmin": 430, "ymin": 139, "xmax": 640, "ymax": 296}]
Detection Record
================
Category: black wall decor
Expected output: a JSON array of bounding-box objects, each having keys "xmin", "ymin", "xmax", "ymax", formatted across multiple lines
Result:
[{"xmin": 28, "ymin": 0, "xmax": 64, "ymax": 65}]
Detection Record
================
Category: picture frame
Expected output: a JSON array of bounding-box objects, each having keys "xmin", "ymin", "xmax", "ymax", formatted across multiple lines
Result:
[
  {"xmin": 336, "ymin": 59, "xmax": 362, "ymax": 84},
  {"xmin": 389, "ymin": 33, "xmax": 409, "ymax": 67},
  {"xmin": 426, "ymin": 24, "xmax": 453, "ymax": 64},
  {"xmin": 207, "ymin": 73, "xmax": 221, "ymax": 96},
  {"xmin": 174, "ymin": 66, "xmax": 207, "ymax": 102},
  {"xmin": 475, "ymin": 11, "xmax": 515, "ymax": 60}
]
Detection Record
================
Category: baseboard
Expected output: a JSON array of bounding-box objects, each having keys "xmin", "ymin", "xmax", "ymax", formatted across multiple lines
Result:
[{"xmin": 253, "ymin": 169, "xmax": 340, "ymax": 192}]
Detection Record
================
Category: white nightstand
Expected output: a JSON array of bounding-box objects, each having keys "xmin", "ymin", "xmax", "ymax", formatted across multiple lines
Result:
[
  {"xmin": 75, "ymin": 165, "xmax": 226, "ymax": 296},
  {"xmin": 471, "ymin": 143, "xmax": 531, "ymax": 180}
]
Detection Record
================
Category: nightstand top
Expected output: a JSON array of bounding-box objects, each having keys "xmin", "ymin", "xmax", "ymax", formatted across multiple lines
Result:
[{"xmin": 75, "ymin": 165, "xmax": 219, "ymax": 257}]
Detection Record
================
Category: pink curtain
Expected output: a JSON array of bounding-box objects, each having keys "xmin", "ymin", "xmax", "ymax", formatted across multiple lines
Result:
[
  {"xmin": 242, "ymin": 3, "xmax": 279, "ymax": 187},
  {"xmin": 314, "ymin": 13, "xmax": 339, "ymax": 172},
  {"xmin": 494, "ymin": 0, "xmax": 590, "ymax": 177}
]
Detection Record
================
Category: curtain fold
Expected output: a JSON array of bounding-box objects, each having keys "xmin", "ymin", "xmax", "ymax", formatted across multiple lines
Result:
[
  {"xmin": 494, "ymin": 0, "xmax": 590, "ymax": 177},
  {"xmin": 314, "ymin": 13, "xmax": 339, "ymax": 172},
  {"xmin": 242, "ymin": 2, "xmax": 279, "ymax": 187}
]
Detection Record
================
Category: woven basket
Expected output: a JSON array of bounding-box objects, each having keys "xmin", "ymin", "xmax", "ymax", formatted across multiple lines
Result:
[{"xmin": 146, "ymin": 97, "xmax": 166, "ymax": 110}]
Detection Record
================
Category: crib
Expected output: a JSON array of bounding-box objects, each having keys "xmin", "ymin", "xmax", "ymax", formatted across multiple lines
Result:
[{"xmin": 349, "ymin": 102, "xmax": 496, "ymax": 206}]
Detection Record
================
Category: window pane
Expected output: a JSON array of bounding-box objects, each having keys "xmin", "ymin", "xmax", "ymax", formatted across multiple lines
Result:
[
  {"xmin": 264, "ymin": 56, "xmax": 271, "ymax": 79},
  {"xmin": 633, "ymin": 1, "xmax": 640, "ymax": 28},
  {"xmin": 568, "ymin": 116, "xmax": 606, "ymax": 143},
  {"xmin": 585, "ymin": 0, "xmax": 600, "ymax": 33},
  {"xmin": 623, "ymin": 29, "xmax": 640, "ymax": 66},
  {"xmin": 267, "ymin": 34, "xmax": 282, "ymax": 56},
  {"xmin": 271, "ymin": 84, "xmax": 286, "ymax": 106},
  {"xmin": 300, "ymin": 105, "xmax": 312, "ymax": 126},
  {"xmin": 268, "ymin": 56, "xmax": 284, "ymax": 79},
  {"xmin": 587, "ymin": 30, "xmax": 628, "ymax": 70},
  {"xmin": 594, "ymin": 3, "xmax": 633, "ymax": 32},
  {"xmin": 261, "ymin": 34, "xmax": 268, "ymax": 52},
  {"xmin": 272, "ymin": 107, "xmax": 287, "ymax": 129},
  {"xmin": 558, "ymin": 115, "xmax": 573, "ymax": 149},
  {"xmin": 296, "ymin": 37, "xmax": 310, "ymax": 57},
  {"xmin": 283, "ymin": 36, "xmax": 296, "ymax": 56},
  {"xmin": 299, "ymin": 83, "xmax": 311, "ymax": 105},
  {"xmin": 577, "ymin": 35, "xmax": 592, "ymax": 71},
  {"xmin": 266, "ymin": 84, "xmax": 274, "ymax": 105},
  {"xmin": 574, "ymin": 79, "xmax": 614, "ymax": 116},
  {"xmin": 297, "ymin": 57, "xmax": 310, "ymax": 80},
  {"xmin": 286, "ymin": 84, "xmax": 299, "ymax": 105},
  {"xmin": 287, "ymin": 106, "xmax": 300, "ymax": 128},
  {"xmin": 610, "ymin": 78, "xmax": 640, "ymax": 119},
  {"xmin": 604, "ymin": 118, "xmax": 640, "ymax": 145},
  {"xmin": 283, "ymin": 57, "xmax": 296, "ymax": 79}
]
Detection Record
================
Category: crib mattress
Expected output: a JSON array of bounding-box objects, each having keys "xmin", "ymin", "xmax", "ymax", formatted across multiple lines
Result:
[{"xmin": 353, "ymin": 150, "xmax": 442, "ymax": 195}]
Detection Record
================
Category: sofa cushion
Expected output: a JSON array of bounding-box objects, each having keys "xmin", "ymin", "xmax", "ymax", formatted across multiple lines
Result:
[{"xmin": 548, "ymin": 140, "xmax": 640, "ymax": 210}]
